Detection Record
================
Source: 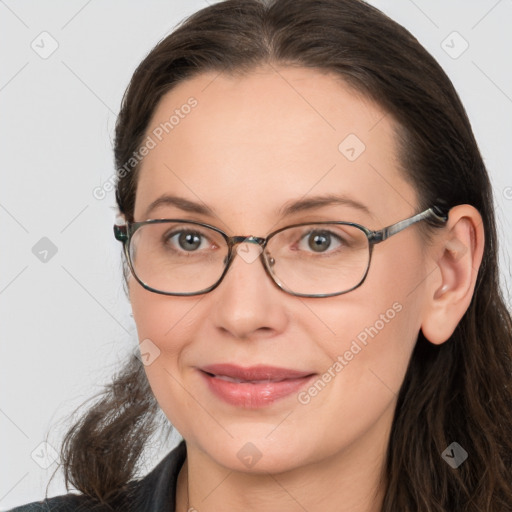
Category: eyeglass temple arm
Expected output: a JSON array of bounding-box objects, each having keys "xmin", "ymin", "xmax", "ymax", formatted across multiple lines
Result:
[
  {"xmin": 369, "ymin": 206, "xmax": 449, "ymax": 244},
  {"xmin": 113, "ymin": 224, "xmax": 128, "ymax": 242},
  {"xmin": 112, "ymin": 207, "xmax": 449, "ymax": 245}
]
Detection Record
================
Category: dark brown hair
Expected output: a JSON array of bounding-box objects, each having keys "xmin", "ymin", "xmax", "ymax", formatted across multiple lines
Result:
[{"xmin": 48, "ymin": 0, "xmax": 512, "ymax": 510}]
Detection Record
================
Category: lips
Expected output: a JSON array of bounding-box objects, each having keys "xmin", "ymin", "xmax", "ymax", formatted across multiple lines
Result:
[
  {"xmin": 199, "ymin": 364, "xmax": 316, "ymax": 408},
  {"xmin": 201, "ymin": 363, "xmax": 313, "ymax": 382}
]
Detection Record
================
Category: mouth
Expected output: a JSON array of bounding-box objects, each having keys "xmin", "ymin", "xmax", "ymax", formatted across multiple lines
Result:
[
  {"xmin": 198, "ymin": 364, "xmax": 316, "ymax": 408},
  {"xmin": 201, "ymin": 363, "xmax": 314, "ymax": 381}
]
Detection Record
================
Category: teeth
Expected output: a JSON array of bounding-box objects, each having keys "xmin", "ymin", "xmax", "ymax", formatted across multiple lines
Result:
[
  {"xmin": 215, "ymin": 375, "xmax": 246, "ymax": 383},
  {"xmin": 214, "ymin": 375, "xmax": 275, "ymax": 384}
]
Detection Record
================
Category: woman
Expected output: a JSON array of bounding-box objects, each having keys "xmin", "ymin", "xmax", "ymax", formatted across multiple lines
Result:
[{"xmin": 9, "ymin": 0, "xmax": 512, "ymax": 510}]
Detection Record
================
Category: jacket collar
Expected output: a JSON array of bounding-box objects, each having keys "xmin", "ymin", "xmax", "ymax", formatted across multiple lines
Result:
[{"xmin": 129, "ymin": 439, "xmax": 187, "ymax": 511}]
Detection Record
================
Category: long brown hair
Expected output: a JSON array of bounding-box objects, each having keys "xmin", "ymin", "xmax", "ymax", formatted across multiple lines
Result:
[{"xmin": 50, "ymin": 0, "xmax": 512, "ymax": 510}]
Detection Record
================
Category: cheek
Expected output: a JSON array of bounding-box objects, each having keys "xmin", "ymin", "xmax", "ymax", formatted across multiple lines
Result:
[
  {"xmin": 308, "ymin": 234, "xmax": 422, "ymax": 347},
  {"xmin": 129, "ymin": 283, "xmax": 201, "ymax": 431},
  {"xmin": 293, "ymin": 299, "xmax": 419, "ymax": 455},
  {"xmin": 129, "ymin": 278, "xmax": 197, "ymax": 342},
  {"xmin": 128, "ymin": 283, "xmax": 194, "ymax": 378},
  {"xmin": 309, "ymin": 297, "xmax": 416, "ymax": 396},
  {"xmin": 299, "ymin": 243, "xmax": 424, "ymax": 416}
]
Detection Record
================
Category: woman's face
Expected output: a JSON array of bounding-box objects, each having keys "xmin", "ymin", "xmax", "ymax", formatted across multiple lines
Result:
[{"xmin": 129, "ymin": 65, "xmax": 432, "ymax": 473}]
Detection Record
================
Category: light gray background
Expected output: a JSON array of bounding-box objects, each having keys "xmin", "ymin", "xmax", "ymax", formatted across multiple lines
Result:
[{"xmin": 1, "ymin": 0, "xmax": 511, "ymax": 508}]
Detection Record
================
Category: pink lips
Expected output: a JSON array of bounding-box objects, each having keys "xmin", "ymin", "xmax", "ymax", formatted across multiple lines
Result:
[{"xmin": 199, "ymin": 363, "xmax": 315, "ymax": 409}]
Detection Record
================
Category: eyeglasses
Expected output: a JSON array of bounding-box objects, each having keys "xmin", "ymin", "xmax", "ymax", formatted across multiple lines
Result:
[{"xmin": 113, "ymin": 206, "xmax": 448, "ymax": 298}]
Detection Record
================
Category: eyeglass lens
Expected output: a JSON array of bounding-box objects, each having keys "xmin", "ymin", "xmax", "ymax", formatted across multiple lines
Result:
[{"xmin": 128, "ymin": 221, "xmax": 370, "ymax": 296}]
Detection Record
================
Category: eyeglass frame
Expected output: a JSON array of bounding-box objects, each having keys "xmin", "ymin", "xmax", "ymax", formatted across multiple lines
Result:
[{"xmin": 113, "ymin": 205, "xmax": 449, "ymax": 298}]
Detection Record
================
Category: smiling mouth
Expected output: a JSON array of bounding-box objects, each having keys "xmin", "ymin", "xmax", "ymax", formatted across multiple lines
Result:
[
  {"xmin": 202, "ymin": 371, "xmax": 304, "ymax": 384},
  {"xmin": 200, "ymin": 363, "xmax": 315, "ymax": 381},
  {"xmin": 198, "ymin": 365, "xmax": 316, "ymax": 408}
]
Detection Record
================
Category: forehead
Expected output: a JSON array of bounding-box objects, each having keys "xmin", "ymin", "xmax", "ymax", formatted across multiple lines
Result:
[{"xmin": 134, "ymin": 65, "xmax": 416, "ymax": 230}]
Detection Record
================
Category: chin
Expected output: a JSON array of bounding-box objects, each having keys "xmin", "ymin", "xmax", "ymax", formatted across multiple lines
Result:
[{"xmin": 191, "ymin": 431, "xmax": 313, "ymax": 474}]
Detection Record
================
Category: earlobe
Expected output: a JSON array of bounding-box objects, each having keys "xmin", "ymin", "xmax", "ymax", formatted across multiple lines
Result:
[{"xmin": 420, "ymin": 205, "xmax": 485, "ymax": 345}]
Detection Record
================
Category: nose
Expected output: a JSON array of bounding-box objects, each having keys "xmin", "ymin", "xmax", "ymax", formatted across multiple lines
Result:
[{"xmin": 210, "ymin": 239, "xmax": 288, "ymax": 340}]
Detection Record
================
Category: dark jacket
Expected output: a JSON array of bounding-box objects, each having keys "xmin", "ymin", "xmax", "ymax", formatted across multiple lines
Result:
[{"xmin": 6, "ymin": 440, "xmax": 187, "ymax": 512}]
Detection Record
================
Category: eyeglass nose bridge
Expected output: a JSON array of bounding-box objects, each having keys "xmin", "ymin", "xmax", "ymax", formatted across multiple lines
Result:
[
  {"xmin": 228, "ymin": 235, "xmax": 267, "ymax": 247},
  {"xmin": 226, "ymin": 235, "xmax": 268, "ymax": 257},
  {"xmin": 224, "ymin": 234, "xmax": 273, "ymax": 269}
]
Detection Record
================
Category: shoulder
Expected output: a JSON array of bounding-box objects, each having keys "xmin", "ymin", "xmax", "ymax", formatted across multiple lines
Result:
[{"xmin": 6, "ymin": 440, "xmax": 187, "ymax": 512}]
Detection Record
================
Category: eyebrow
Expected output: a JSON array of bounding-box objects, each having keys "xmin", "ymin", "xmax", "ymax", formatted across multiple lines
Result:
[{"xmin": 143, "ymin": 193, "xmax": 374, "ymax": 220}]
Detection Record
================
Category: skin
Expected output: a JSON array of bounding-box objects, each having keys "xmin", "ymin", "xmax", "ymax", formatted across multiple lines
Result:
[{"xmin": 127, "ymin": 64, "xmax": 484, "ymax": 512}]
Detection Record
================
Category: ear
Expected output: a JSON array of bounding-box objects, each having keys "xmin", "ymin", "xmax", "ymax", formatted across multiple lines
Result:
[{"xmin": 420, "ymin": 204, "xmax": 485, "ymax": 345}]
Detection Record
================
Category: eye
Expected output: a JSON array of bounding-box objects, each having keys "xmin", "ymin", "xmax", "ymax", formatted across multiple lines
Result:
[
  {"xmin": 298, "ymin": 229, "xmax": 345, "ymax": 253},
  {"xmin": 164, "ymin": 229, "xmax": 211, "ymax": 252}
]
